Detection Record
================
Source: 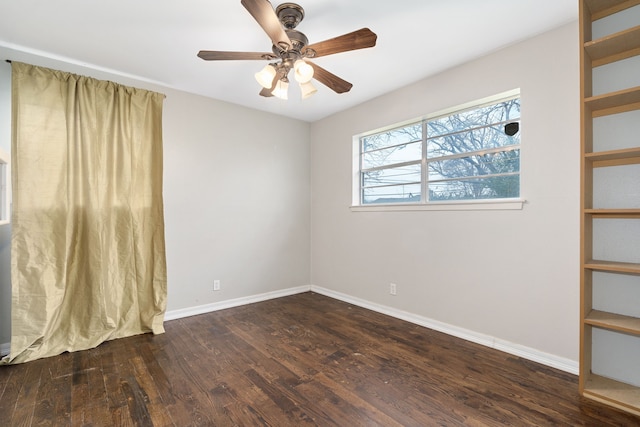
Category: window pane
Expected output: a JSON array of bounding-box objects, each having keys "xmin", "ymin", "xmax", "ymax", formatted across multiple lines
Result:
[
  {"xmin": 428, "ymin": 149, "xmax": 520, "ymax": 181},
  {"xmin": 427, "ymin": 99, "xmax": 520, "ymax": 139},
  {"xmin": 362, "ymin": 163, "xmax": 421, "ymax": 188},
  {"xmin": 429, "ymin": 175, "xmax": 520, "ymax": 201},
  {"xmin": 355, "ymin": 93, "xmax": 521, "ymax": 206},
  {"xmin": 427, "ymin": 124, "xmax": 520, "ymax": 159},
  {"xmin": 362, "ymin": 124, "xmax": 422, "ymax": 152},
  {"xmin": 363, "ymin": 183, "xmax": 421, "ymax": 204},
  {"xmin": 362, "ymin": 141, "xmax": 421, "ymax": 169}
]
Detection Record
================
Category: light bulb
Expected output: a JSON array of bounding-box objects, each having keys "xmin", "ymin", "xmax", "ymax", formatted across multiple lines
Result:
[
  {"xmin": 299, "ymin": 81, "xmax": 317, "ymax": 99},
  {"xmin": 294, "ymin": 60, "xmax": 314, "ymax": 83},
  {"xmin": 255, "ymin": 64, "xmax": 277, "ymax": 89},
  {"xmin": 271, "ymin": 79, "xmax": 289, "ymax": 100}
]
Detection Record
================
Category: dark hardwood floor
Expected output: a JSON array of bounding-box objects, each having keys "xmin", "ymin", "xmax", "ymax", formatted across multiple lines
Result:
[{"xmin": 1, "ymin": 292, "xmax": 639, "ymax": 426}]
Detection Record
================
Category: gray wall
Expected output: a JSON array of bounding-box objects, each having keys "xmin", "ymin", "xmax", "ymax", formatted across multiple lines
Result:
[{"xmin": 310, "ymin": 22, "xmax": 580, "ymax": 363}]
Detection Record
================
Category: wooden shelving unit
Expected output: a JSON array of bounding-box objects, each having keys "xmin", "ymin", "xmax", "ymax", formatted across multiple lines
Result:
[
  {"xmin": 584, "ymin": 375, "xmax": 640, "ymax": 414},
  {"xmin": 585, "ymin": 146, "xmax": 640, "ymax": 167},
  {"xmin": 580, "ymin": 0, "xmax": 640, "ymax": 417},
  {"xmin": 585, "ymin": 86, "xmax": 640, "ymax": 117},
  {"xmin": 585, "ymin": 310, "xmax": 640, "ymax": 335},
  {"xmin": 584, "ymin": 24, "xmax": 640, "ymax": 66},
  {"xmin": 584, "ymin": 259, "xmax": 640, "ymax": 274}
]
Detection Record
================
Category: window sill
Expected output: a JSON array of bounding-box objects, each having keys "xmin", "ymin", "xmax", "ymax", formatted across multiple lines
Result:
[{"xmin": 350, "ymin": 199, "xmax": 526, "ymax": 212}]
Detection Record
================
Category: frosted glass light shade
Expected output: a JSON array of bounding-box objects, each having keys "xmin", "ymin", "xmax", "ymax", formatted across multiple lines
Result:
[
  {"xmin": 271, "ymin": 79, "xmax": 289, "ymax": 100},
  {"xmin": 255, "ymin": 64, "xmax": 277, "ymax": 89},
  {"xmin": 300, "ymin": 81, "xmax": 317, "ymax": 99},
  {"xmin": 294, "ymin": 60, "xmax": 314, "ymax": 83}
]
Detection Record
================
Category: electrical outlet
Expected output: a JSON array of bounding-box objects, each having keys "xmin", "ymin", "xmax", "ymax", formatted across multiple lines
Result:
[
  {"xmin": 213, "ymin": 279, "xmax": 221, "ymax": 291},
  {"xmin": 389, "ymin": 283, "xmax": 397, "ymax": 295}
]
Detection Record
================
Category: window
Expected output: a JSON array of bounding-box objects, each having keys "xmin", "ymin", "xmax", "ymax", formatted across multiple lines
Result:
[
  {"xmin": 356, "ymin": 92, "xmax": 521, "ymax": 208},
  {"xmin": 0, "ymin": 147, "xmax": 9, "ymax": 224}
]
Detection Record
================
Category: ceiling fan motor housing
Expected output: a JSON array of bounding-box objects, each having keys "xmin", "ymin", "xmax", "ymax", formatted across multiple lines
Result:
[
  {"xmin": 276, "ymin": 3, "xmax": 305, "ymax": 29},
  {"xmin": 273, "ymin": 3, "xmax": 315, "ymax": 61},
  {"xmin": 273, "ymin": 29, "xmax": 308, "ymax": 56}
]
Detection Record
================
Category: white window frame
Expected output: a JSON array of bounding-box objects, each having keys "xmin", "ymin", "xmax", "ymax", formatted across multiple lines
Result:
[
  {"xmin": 352, "ymin": 90, "xmax": 525, "ymax": 212},
  {"xmin": 0, "ymin": 147, "xmax": 10, "ymax": 225}
]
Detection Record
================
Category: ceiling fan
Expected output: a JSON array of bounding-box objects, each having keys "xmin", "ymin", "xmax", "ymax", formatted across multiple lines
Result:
[{"xmin": 197, "ymin": 0, "xmax": 377, "ymax": 100}]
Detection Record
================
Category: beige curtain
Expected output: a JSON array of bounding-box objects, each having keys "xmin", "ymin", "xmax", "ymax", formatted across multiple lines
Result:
[{"xmin": 2, "ymin": 62, "xmax": 167, "ymax": 364}]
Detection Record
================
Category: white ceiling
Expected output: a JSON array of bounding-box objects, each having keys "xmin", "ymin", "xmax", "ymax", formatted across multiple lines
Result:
[{"xmin": 0, "ymin": 0, "xmax": 577, "ymax": 122}]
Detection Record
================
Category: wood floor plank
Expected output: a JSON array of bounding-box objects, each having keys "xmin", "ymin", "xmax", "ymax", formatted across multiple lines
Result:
[
  {"xmin": 46, "ymin": 354, "xmax": 73, "ymax": 426},
  {"xmin": 69, "ymin": 348, "xmax": 90, "ymax": 424},
  {"xmin": 302, "ymin": 371, "xmax": 405, "ymax": 426},
  {"xmin": 1, "ymin": 292, "xmax": 640, "ymax": 426},
  {"xmin": 152, "ymin": 322, "xmax": 225, "ymax": 426},
  {"xmin": 128, "ymin": 356, "xmax": 174, "ymax": 427},
  {"xmin": 31, "ymin": 354, "xmax": 71, "ymax": 427},
  {"xmin": 0, "ymin": 366, "xmax": 24, "ymax": 423},
  {"xmin": 120, "ymin": 376, "xmax": 152, "ymax": 424},
  {"xmin": 6, "ymin": 358, "xmax": 46, "ymax": 426},
  {"xmin": 101, "ymin": 348, "xmax": 128, "ymax": 413}
]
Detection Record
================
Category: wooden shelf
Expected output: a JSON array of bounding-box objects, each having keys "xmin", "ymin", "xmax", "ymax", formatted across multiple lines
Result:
[
  {"xmin": 585, "ymin": 260, "xmax": 640, "ymax": 274},
  {"xmin": 583, "ymin": 374, "xmax": 640, "ymax": 417},
  {"xmin": 585, "ymin": 310, "xmax": 640, "ymax": 335},
  {"xmin": 585, "ymin": 147, "xmax": 640, "ymax": 167},
  {"xmin": 585, "ymin": 86, "xmax": 640, "ymax": 117},
  {"xmin": 580, "ymin": 1, "xmax": 640, "ymax": 416},
  {"xmin": 585, "ymin": 25, "xmax": 640, "ymax": 67},
  {"xmin": 584, "ymin": 208, "xmax": 640, "ymax": 218},
  {"xmin": 585, "ymin": 0, "xmax": 640, "ymax": 21}
]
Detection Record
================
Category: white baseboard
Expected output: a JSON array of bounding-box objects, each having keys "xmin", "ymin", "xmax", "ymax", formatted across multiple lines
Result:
[
  {"xmin": 164, "ymin": 285, "xmax": 312, "ymax": 321},
  {"xmin": 1, "ymin": 285, "xmax": 579, "ymax": 374},
  {"xmin": 0, "ymin": 342, "xmax": 9, "ymax": 357},
  {"xmin": 310, "ymin": 285, "xmax": 579, "ymax": 375},
  {"xmin": 161, "ymin": 284, "xmax": 578, "ymax": 375}
]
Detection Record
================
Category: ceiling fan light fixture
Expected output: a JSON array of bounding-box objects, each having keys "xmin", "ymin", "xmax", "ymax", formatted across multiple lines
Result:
[
  {"xmin": 197, "ymin": 2, "xmax": 378, "ymax": 100},
  {"xmin": 300, "ymin": 80, "xmax": 317, "ymax": 99},
  {"xmin": 271, "ymin": 78, "xmax": 289, "ymax": 100},
  {"xmin": 255, "ymin": 64, "xmax": 277, "ymax": 89},
  {"xmin": 294, "ymin": 59, "xmax": 314, "ymax": 83}
]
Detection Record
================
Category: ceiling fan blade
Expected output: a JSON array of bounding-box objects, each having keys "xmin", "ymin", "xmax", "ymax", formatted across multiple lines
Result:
[
  {"xmin": 241, "ymin": 0, "xmax": 292, "ymax": 50},
  {"xmin": 308, "ymin": 62, "xmax": 352, "ymax": 94},
  {"xmin": 197, "ymin": 51, "xmax": 275, "ymax": 61},
  {"xmin": 259, "ymin": 87, "xmax": 274, "ymax": 97},
  {"xmin": 304, "ymin": 28, "xmax": 377, "ymax": 58}
]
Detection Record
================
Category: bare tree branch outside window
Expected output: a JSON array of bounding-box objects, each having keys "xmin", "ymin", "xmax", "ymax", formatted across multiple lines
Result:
[{"xmin": 359, "ymin": 97, "xmax": 520, "ymax": 204}]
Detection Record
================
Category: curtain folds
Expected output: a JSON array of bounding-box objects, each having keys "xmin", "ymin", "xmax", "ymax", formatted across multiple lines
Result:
[{"xmin": 2, "ymin": 62, "xmax": 167, "ymax": 364}]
